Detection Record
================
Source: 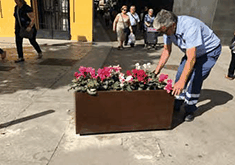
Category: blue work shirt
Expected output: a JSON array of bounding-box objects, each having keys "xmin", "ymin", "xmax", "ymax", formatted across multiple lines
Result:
[
  {"xmin": 164, "ymin": 16, "xmax": 221, "ymax": 57},
  {"xmin": 127, "ymin": 12, "xmax": 140, "ymax": 26}
]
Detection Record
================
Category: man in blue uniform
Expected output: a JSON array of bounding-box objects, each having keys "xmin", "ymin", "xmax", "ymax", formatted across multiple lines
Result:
[{"xmin": 153, "ymin": 9, "xmax": 221, "ymax": 121}]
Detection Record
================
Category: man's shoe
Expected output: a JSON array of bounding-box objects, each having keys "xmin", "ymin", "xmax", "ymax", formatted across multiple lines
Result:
[
  {"xmin": 184, "ymin": 112, "xmax": 195, "ymax": 122},
  {"xmin": 15, "ymin": 58, "xmax": 25, "ymax": 63}
]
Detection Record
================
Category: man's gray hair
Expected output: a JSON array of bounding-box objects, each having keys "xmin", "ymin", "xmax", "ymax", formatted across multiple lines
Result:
[
  {"xmin": 130, "ymin": 6, "xmax": 136, "ymax": 9},
  {"xmin": 153, "ymin": 9, "xmax": 178, "ymax": 30}
]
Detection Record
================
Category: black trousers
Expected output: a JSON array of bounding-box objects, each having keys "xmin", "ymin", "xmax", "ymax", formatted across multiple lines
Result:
[
  {"xmin": 228, "ymin": 51, "xmax": 235, "ymax": 77},
  {"xmin": 15, "ymin": 27, "xmax": 42, "ymax": 59},
  {"xmin": 125, "ymin": 25, "xmax": 137, "ymax": 45}
]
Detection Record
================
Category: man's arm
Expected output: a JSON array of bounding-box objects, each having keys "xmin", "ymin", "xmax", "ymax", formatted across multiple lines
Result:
[
  {"xmin": 155, "ymin": 44, "xmax": 172, "ymax": 74},
  {"xmin": 172, "ymin": 47, "xmax": 196, "ymax": 96}
]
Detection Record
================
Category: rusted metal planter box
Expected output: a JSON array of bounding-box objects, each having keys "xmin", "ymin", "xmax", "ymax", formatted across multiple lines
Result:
[{"xmin": 75, "ymin": 90, "xmax": 174, "ymax": 135}]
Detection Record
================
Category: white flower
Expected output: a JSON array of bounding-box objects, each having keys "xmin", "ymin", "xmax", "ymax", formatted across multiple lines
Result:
[
  {"xmin": 126, "ymin": 75, "xmax": 133, "ymax": 82},
  {"xmin": 135, "ymin": 63, "xmax": 140, "ymax": 70},
  {"xmin": 147, "ymin": 63, "xmax": 151, "ymax": 68},
  {"xmin": 143, "ymin": 64, "xmax": 147, "ymax": 70},
  {"xmin": 120, "ymin": 83, "xmax": 124, "ymax": 87}
]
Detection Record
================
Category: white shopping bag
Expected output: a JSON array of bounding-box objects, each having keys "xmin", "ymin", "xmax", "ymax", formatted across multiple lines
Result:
[{"xmin": 128, "ymin": 33, "xmax": 136, "ymax": 45}]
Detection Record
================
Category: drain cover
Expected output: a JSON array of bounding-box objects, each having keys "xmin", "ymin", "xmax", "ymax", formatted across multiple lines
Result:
[
  {"xmin": 39, "ymin": 58, "xmax": 78, "ymax": 66},
  {"xmin": 0, "ymin": 66, "xmax": 15, "ymax": 71}
]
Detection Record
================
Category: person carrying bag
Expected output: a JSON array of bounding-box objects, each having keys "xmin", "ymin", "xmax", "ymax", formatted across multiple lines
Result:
[
  {"xmin": 113, "ymin": 5, "xmax": 132, "ymax": 49},
  {"xmin": 14, "ymin": 0, "xmax": 43, "ymax": 63},
  {"xmin": 126, "ymin": 6, "xmax": 140, "ymax": 47},
  {"xmin": 16, "ymin": 6, "xmax": 34, "ymax": 39}
]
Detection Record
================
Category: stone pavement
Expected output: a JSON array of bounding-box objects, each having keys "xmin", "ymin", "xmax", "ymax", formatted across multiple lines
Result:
[{"xmin": 1, "ymin": 18, "xmax": 235, "ymax": 165}]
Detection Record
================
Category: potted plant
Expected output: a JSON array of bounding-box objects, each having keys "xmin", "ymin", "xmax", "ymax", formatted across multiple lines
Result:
[{"xmin": 69, "ymin": 63, "xmax": 174, "ymax": 135}]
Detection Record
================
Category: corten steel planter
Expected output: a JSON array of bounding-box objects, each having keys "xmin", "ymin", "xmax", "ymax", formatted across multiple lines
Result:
[{"xmin": 75, "ymin": 90, "xmax": 174, "ymax": 135}]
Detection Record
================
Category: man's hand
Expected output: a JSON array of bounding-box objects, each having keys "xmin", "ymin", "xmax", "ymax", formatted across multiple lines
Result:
[
  {"xmin": 154, "ymin": 69, "xmax": 160, "ymax": 76},
  {"xmin": 26, "ymin": 26, "xmax": 32, "ymax": 32},
  {"xmin": 172, "ymin": 80, "xmax": 185, "ymax": 96}
]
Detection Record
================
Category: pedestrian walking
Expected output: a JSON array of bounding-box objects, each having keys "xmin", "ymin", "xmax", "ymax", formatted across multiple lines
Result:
[
  {"xmin": 225, "ymin": 31, "xmax": 235, "ymax": 80},
  {"xmin": 143, "ymin": 9, "xmax": 155, "ymax": 47},
  {"xmin": 125, "ymin": 6, "xmax": 140, "ymax": 47},
  {"xmin": 0, "ymin": 48, "xmax": 6, "ymax": 60},
  {"xmin": 14, "ymin": 0, "xmax": 42, "ymax": 63},
  {"xmin": 113, "ymin": 5, "xmax": 133, "ymax": 50},
  {"xmin": 153, "ymin": 9, "xmax": 221, "ymax": 122}
]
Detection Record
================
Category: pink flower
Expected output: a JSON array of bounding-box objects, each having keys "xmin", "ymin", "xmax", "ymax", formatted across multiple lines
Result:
[
  {"xmin": 159, "ymin": 74, "xmax": 168, "ymax": 82},
  {"xmin": 126, "ymin": 70, "xmax": 132, "ymax": 76},
  {"xmin": 79, "ymin": 66, "xmax": 87, "ymax": 73},
  {"xmin": 132, "ymin": 69, "xmax": 138, "ymax": 77},
  {"xmin": 136, "ymin": 70, "xmax": 148, "ymax": 82},
  {"xmin": 97, "ymin": 67, "xmax": 112, "ymax": 81},
  {"xmin": 167, "ymin": 79, "xmax": 173, "ymax": 84},
  {"xmin": 86, "ymin": 67, "xmax": 93, "ymax": 73},
  {"xmin": 164, "ymin": 83, "xmax": 173, "ymax": 93},
  {"xmin": 113, "ymin": 65, "xmax": 122, "ymax": 72},
  {"xmin": 74, "ymin": 72, "xmax": 79, "ymax": 78},
  {"xmin": 164, "ymin": 79, "xmax": 173, "ymax": 93}
]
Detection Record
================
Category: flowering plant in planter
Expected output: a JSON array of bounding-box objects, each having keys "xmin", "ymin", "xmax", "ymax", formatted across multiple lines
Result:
[{"xmin": 69, "ymin": 63, "xmax": 173, "ymax": 95}]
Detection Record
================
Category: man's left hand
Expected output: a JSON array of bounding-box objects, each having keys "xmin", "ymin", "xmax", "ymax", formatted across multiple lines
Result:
[
  {"xmin": 172, "ymin": 80, "xmax": 185, "ymax": 96},
  {"xmin": 26, "ymin": 26, "xmax": 32, "ymax": 32}
]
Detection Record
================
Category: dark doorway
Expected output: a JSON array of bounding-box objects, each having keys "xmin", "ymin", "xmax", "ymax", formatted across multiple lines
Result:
[
  {"xmin": 116, "ymin": 0, "xmax": 174, "ymax": 14},
  {"xmin": 35, "ymin": 0, "xmax": 71, "ymax": 40}
]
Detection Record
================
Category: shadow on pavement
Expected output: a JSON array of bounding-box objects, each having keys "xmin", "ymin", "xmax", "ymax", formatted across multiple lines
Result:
[
  {"xmin": 0, "ymin": 110, "xmax": 55, "ymax": 129},
  {"xmin": 196, "ymin": 89, "xmax": 233, "ymax": 117},
  {"xmin": 171, "ymin": 89, "xmax": 233, "ymax": 129}
]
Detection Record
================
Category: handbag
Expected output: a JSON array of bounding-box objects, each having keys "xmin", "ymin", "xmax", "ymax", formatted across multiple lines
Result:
[
  {"xmin": 120, "ymin": 14, "xmax": 129, "ymax": 33},
  {"xmin": 17, "ymin": 6, "xmax": 34, "ymax": 39}
]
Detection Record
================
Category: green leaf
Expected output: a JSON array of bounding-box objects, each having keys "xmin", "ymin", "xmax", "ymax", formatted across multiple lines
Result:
[
  {"xmin": 138, "ymin": 87, "xmax": 143, "ymax": 91},
  {"xmin": 126, "ymin": 85, "xmax": 132, "ymax": 92}
]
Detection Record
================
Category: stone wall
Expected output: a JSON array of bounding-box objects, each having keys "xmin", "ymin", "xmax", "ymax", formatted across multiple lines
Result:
[{"xmin": 173, "ymin": 0, "xmax": 234, "ymax": 45}]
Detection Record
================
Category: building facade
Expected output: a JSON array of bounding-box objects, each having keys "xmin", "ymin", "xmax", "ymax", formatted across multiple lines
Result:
[{"xmin": 0, "ymin": 0, "xmax": 93, "ymax": 42}]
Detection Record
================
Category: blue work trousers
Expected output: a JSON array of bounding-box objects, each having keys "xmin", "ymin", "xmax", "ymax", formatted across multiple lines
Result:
[{"xmin": 174, "ymin": 45, "xmax": 221, "ymax": 113}]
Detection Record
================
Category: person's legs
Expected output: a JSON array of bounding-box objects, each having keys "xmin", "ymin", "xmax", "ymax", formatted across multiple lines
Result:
[
  {"xmin": 184, "ymin": 45, "xmax": 221, "ymax": 121},
  {"xmin": 132, "ymin": 25, "xmax": 137, "ymax": 35},
  {"xmin": 130, "ymin": 25, "xmax": 137, "ymax": 47},
  {"xmin": 29, "ymin": 29, "xmax": 42, "ymax": 58},
  {"xmin": 125, "ymin": 28, "xmax": 130, "ymax": 46},
  {"xmin": 15, "ymin": 32, "xmax": 25, "ymax": 62},
  {"xmin": 0, "ymin": 48, "xmax": 3, "ymax": 54},
  {"xmin": 227, "ymin": 51, "xmax": 235, "ymax": 78},
  {"xmin": 143, "ymin": 30, "xmax": 147, "ymax": 47},
  {"xmin": 0, "ymin": 48, "xmax": 6, "ymax": 60}
]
